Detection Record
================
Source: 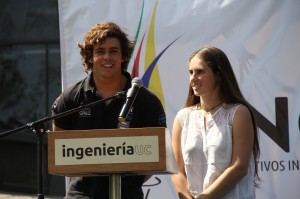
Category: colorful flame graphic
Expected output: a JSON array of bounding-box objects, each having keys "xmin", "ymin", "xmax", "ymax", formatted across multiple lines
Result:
[{"xmin": 131, "ymin": 0, "xmax": 181, "ymax": 110}]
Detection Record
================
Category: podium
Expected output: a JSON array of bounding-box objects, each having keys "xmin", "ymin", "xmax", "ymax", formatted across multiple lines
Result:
[{"xmin": 48, "ymin": 127, "xmax": 177, "ymax": 199}]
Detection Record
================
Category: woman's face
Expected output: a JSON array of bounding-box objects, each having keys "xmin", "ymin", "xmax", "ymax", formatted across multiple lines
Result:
[{"xmin": 189, "ymin": 56, "xmax": 219, "ymax": 98}]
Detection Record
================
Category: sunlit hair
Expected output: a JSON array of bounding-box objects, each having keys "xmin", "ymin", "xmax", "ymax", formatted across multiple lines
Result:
[
  {"xmin": 78, "ymin": 22, "xmax": 135, "ymax": 73},
  {"xmin": 185, "ymin": 46, "xmax": 261, "ymax": 186}
]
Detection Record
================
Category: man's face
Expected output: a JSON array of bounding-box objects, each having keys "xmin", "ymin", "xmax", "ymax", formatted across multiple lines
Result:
[{"xmin": 92, "ymin": 37, "xmax": 123, "ymax": 79}]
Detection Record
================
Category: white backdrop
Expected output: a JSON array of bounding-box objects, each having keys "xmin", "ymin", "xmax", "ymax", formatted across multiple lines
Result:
[{"xmin": 58, "ymin": 0, "xmax": 300, "ymax": 198}]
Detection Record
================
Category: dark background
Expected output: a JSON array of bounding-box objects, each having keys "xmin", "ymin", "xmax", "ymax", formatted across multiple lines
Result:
[{"xmin": 0, "ymin": 0, "xmax": 65, "ymax": 197}]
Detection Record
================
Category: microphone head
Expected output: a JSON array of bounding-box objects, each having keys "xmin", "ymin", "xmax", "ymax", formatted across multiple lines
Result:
[{"xmin": 132, "ymin": 77, "xmax": 143, "ymax": 88}]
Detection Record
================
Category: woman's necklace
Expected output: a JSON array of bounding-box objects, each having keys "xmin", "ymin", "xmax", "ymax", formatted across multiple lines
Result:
[
  {"xmin": 198, "ymin": 101, "xmax": 222, "ymax": 113},
  {"xmin": 197, "ymin": 101, "xmax": 222, "ymax": 131}
]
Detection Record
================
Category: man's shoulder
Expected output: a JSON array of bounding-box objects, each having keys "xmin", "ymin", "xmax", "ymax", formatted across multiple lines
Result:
[
  {"xmin": 63, "ymin": 76, "xmax": 90, "ymax": 96},
  {"xmin": 58, "ymin": 76, "xmax": 92, "ymax": 106},
  {"xmin": 138, "ymin": 87, "xmax": 160, "ymax": 101}
]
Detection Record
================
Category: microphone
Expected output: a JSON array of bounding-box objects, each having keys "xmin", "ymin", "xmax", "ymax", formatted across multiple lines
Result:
[{"xmin": 118, "ymin": 77, "xmax": 143, "ymax": 122}]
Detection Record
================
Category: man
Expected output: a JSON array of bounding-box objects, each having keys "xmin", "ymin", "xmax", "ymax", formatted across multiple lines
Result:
[{"xmin": 52, "ymin": 22, "xmax": 166, "ymax": 199}]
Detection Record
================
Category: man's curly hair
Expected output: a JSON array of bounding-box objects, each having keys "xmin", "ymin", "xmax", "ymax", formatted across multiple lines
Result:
[{"xmin": 78, "ymin": 22, "xmax": 135, "ymax": 73}]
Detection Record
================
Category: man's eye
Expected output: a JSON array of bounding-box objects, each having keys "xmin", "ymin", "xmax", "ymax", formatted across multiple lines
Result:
[
  {"xmin": 95, "ymin": 50, "xmax": 105, "ymax": 55},
  {"xmin": 111, "ymin": 49, "xmax": 120, "ymax": 54}
]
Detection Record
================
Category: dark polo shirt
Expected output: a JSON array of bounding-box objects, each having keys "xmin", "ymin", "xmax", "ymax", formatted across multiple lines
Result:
[{"xmin": 52, "ymin": 71, "xmax": 166, "ymax": 199}]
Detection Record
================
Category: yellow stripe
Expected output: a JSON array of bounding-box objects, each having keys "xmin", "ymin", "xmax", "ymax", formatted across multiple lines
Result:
[{"xmin": 144, "ymin": 1, "xmax": 165, "ymax": 109}]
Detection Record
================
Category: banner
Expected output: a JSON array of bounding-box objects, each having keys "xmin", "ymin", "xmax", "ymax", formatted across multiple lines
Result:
[{"xmin": 58, "ymin": 0, "xmax": 300, "ymax": 198}]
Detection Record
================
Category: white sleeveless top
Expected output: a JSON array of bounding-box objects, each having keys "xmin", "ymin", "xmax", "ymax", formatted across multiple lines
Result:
[{"xmin": 177, "ymin": 103, "xmax": 255, "ymax": 199}]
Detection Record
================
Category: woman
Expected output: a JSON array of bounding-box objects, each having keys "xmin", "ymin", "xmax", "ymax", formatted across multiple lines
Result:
[{"xmin": 171, "ymin": 46, "xmax": 260, "ymax": 199}]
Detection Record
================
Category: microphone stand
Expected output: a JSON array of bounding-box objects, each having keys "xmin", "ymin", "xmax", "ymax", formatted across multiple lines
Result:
[{"xmin": 0, "ymin": 91, "xmax": 126, "ymax": 199}]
